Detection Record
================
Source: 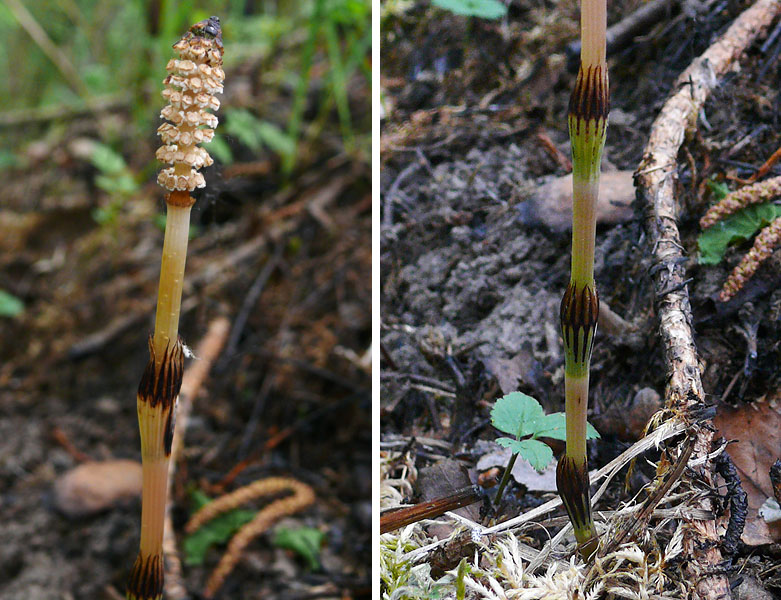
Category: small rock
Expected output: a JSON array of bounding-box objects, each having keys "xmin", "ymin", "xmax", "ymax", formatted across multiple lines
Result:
[
  {"xmin": 53, "ymin": 459, "xmax": 142, "ymax": 518},
  {"xmin": 520, "ymin": 170, "xmax": 636, "ymax": 232},
  {"xmin": 733, "ymin": 575, "xmax": 774, "ymax": 600}
]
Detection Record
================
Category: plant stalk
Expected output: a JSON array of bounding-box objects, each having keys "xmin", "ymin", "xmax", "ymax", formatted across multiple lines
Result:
[
  {"xmin": 557, "ymin": 0, "xmax": 608, "ymax": 562},
  {"xmin": 127, "ymin": 17, "xmax": 223, "ymax": 600}
]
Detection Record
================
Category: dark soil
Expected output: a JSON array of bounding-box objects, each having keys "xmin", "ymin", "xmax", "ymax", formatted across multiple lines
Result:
[
  {"xmin": 381, "ymin": 0, "xmax": 781, "ymax": 594},
  {"xmin": 0, "ymin": 54, "xmax": 370, "ymax": 600}
]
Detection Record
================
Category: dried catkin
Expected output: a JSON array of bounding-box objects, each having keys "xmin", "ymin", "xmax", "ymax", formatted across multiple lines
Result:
[
  {"xmin": 184, "ymin": 477, "xmax": 315, "ymax": 598},
  {"xmin": 719, "ymin": 216, "xmax": 781, "ymax": 302},
  {"xmin": 700, "ymin": 176, "xmax": 781, "ymax": 229}
]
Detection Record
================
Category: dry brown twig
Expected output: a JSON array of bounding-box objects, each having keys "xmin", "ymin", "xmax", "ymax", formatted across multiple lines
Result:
[
  {"xmin": 162, "ymin": 317, "xmax": 231, "ymax": 600},
  {"xmin": 184, "ymin": 476, "xmax": 315, "ymax": 599},
  {"xmin": 634, "ymin": 0, "xmax": 781, "ymax": 598}
]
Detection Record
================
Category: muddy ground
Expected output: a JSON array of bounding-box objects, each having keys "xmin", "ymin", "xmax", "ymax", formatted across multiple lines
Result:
[
  {"xmin": 381, "ymin": 0, "xmax": 781, "ymax": 595},
  {"xmin": 0, "ymin": 46, "xmax": 370, "ymax": 600}
]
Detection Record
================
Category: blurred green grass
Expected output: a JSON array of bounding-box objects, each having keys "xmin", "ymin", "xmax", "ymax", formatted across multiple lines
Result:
[{"xmin": 0, "ymin": 0, "xmax": 370, "ymax": 175}]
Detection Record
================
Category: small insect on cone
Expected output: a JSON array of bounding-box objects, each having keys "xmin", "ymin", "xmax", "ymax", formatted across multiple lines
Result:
[{"xmin": 126, "ymin": 16, "xmax": 224, "ymax": 600}]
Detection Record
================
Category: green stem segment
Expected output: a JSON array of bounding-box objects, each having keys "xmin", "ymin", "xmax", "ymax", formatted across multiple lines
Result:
[{"xmin": 557, "ymin": 0, "xmax": 609, "ymax": 562}]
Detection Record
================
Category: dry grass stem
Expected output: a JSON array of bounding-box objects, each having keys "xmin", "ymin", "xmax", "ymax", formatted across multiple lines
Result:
[{"xmin": 400, "ymin": 418, "xmax": 687, "ymax": 564}]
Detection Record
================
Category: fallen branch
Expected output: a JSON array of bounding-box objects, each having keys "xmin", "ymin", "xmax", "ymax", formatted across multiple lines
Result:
[{"xmin": 634, "ymin": 1, "xmax": 781, "ymax": 598}]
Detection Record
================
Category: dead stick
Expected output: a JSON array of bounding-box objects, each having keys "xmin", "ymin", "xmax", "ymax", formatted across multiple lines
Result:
[
  {"xmin": 380, "ymin": 485, "xmax": 483, "ymax": 534},
  {"xmin": 634, "ymin": 1, "xmax": 781, "ymax": 598},
  {"xmin": 162, "ymin": 317, "xmax": 231, "ymax": 600}
]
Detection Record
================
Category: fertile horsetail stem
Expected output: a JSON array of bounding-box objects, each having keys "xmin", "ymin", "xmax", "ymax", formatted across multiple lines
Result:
[
  {"xmin": 127, "ymin": 17, "xmax": 224, "ymax": 600},
  {"xmin": 556, "ymin": 0, "xmax": 608, "ymax": 562}
]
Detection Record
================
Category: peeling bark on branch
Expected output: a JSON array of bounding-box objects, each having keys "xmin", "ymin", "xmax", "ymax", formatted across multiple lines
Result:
[{"xmin": 634, "ymin": 1, "xmax": 781, "ymax": 599}]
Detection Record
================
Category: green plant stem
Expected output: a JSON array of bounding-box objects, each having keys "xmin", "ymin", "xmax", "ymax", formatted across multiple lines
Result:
[
  {"xmin": 493, "ymin": 452, "xmax": 518, "ymax": 507},
  {"xmin": 564, "ymin": 374, "xmax": 590, "ymax": 465},
  {"xmin": 557, "ymin": 0, "xmax": 609, "ymax": 562},
  {"xmin": 570, "ymin": 179, "xmax": 599, "ymax": 286}
]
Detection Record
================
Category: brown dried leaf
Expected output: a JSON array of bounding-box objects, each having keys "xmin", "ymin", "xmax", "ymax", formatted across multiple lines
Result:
[{"xmin": 713, "ymin": 400, "xmax": 781, "ymax": 545}]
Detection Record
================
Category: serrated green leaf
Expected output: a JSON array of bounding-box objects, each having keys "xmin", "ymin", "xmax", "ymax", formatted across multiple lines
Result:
[
  {"xmin": 273, "ymin": 527, "xmax": 325, "ymax": 570},
  {"xmin": 698, "ymin": 202, "xmax": 781, "ymax": 265},
  {"xmin": 491, "ymin": 392, "xmax": 544, "ymax": 437},
  {"xmin": 527, "ymin": 412, "xmax": 600, "ymax": 441},
  {"xmin": 182, "ymin": 490, "xmax": 257, "ymax": 566},
  {"xmin": 0, "ymin": 289, "xmax": 23, "ymax": 317},
  {"xmin": 496, "ymin": 438, "xmax": 553, "ymax": 471},
  {"xmin": 432, "ymin": 0, "xmax": 508, "ymax": 19}
]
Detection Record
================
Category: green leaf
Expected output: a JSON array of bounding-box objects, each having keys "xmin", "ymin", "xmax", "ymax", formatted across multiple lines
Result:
[
  {"xmin": 0, "ymin": 289, "xmax": 24, "ymax": 318},
  {"xmin": 431, "ymin": 0, "xmax": 508, "ymax": 19},
  {"xmin": 95, "ymin": 173, "xmax": 137, "ymax": 195},
  {"xmin": 496, "ymin": 438, "xmax": 553, "ymax": 471},
  {"xmin": 204, "ymin": 134, "xmax": 234, "ymax": 165},
  {"xmin": 455, "ymin": 557, "xmax": 471, "ymax": 600},
  {"xmin": 706, "ymin": 179, "xmax": 730, "ymax": 200},
  {"xmin": 272, "ymin": 527, "xmax": 325, "ymax": 570},
  {"xmin": 182, "ymin": 490, "xmax": 257, "ymax": 566},
  {"xmin": 527, "ymin": 412, "xmax": 600, "ymax": 441},
  {"xmin": 89, "ymin": 143, "xmax": 127, "ymax": 176},
  {"xmin": 0, "ymin": 149, "xmax": 20, "ymax": 169},
  {"xmin": 698, "ymin": 202, "xmax": 781, "ymax": 265},
  {"xmin": 491, "ymin": 392, "xmax": 544, "ymax": 437},
  {"xmin": 225, "ymin": 109, "xmax": 264, "ymax": 152},
  {"xmin": 224, "ymin": 110, "xmax": 295, "ymax": 159},
  {"xmin": 256, "ymin": 121, "xmax": 296, "ymax": 158}
]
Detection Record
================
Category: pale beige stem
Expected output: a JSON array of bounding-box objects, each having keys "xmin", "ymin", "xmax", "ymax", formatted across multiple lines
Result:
[
  {"xmin": 580, "ymin": 0, "xmax": 607, "ymax": 68},
  {"xmin": 565, "ymin": 375, "xmax": 590, "ymax": 465},
  {"xmin": 153, "ymin": 204, "xmax": 191, "ymax": 365},
  {"xmin": 571, "ymin": 178, "xmax": 599, "ymax": 285},
  {"xmin": 139, "ymin": 459, "xmax": 169, "ymax": 554}
]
